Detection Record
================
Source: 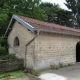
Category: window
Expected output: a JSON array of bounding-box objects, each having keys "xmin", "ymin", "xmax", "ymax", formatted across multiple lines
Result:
[{"xmin": 14, "ymin": 37, "xmax": 20, "ymax": 47}]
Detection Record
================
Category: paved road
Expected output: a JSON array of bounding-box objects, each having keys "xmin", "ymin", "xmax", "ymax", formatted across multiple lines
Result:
[{"xmin": 39, "ymin": 62, "xmax": 80, "ymax": 80}]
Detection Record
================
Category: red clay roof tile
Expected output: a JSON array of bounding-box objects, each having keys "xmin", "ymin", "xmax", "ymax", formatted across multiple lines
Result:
[{"xmin": 17, "ymin": 15, "xmax": 80, "ymax": 36}]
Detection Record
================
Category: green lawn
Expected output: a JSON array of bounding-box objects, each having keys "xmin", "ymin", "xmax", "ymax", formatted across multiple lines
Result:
[{"xmin": 0, "ymin": 70, "xmax": 25, "ymax": 79}]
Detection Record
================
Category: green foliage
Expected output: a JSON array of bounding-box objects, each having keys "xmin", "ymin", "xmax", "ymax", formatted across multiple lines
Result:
[
  {"xmin": 0, "ymin": 36, "xmax": 8, "ymax": 56},
  {"xmin": 0, "ymin": 73, "xmax": 5, "ymax": 79},
  {"xmin": 50, "ymin": 63, "xmax": 74, "ymax": 70},
  {"xmin": 0, "ymin": 13, "xmax": 9, "ymax": 36},
  {"xmin": 59, "ymin": 63, "xmax": 64, "ymax": 68},
  {"xmin": 0, "ymin": 46, "xmax": 7, "ymax": 56},
  {"xmin": 8, "ymin": 70, "xmax": 25, "ymax": 76},
  {"xmin": 0, "ymin": 70, "xmax": 25, "ymax": 79},
  {"xmin": 68, "ymin": 63, "xmax": 74, "ymax": 66},
  {"xmin": 0, "ymin": 0, "xmax": 47, "ymax": 36},
  {"xmin": 50, "ymin": 65, "xmax": 59, "ymax": 70},
  {"xmin": 40, "ymin": 2, "xmax": 73, "ymax": 27},
  {"xmin": 0, "ymin": 36, "xmax": 7, "ymax": 46},
  {"xmin": 0, "ymin": 54, "xmax": 17, "ymax": 60}
]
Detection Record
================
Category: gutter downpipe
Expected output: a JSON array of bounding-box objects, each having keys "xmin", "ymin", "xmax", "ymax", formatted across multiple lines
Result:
[{"xmin": 24, "ymin": 30, "xmax": 40, "ymax": 68}]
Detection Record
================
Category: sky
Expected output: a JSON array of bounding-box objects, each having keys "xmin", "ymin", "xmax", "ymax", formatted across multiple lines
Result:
[{"xmin": 41, "ymin": 0, "xmax": 68, "ymax": 10}]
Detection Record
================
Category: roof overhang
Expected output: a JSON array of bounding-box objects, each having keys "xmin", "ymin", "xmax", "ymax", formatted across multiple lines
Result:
[
  {"xmin": 4, "ymin": 15, "xmax": 80, "ymax": 38},
  {"xmin": 34, "ymin": 29, "xmax": 80, "ymax": 37}
]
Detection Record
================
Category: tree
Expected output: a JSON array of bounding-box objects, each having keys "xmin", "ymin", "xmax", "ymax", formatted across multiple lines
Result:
[
  {"xmin": 0, "ymin": 0, "xmax": 47, "ymax": 36},
  {"xmin": 0, "ymin": 36, "xmax": 7, "ymax": 55},
  {"xmin": 0, "ymin": 8, "xmax": 9, "ymax": 36},
  {"xmin": 0, "ymin": 0, "xmax": 47, "ymax": 55},
  {"xmin": 40, "ymin": 2, "xmax": 60, "ymax": 22},
  {"xmin": 19, "ymin": 0, "xmax": 47, "ymax": 20},
  {"xmin": 65, "ymin": 0, "xmax": 80, "ymax": 28},
  {"xmin": 55, "ymin": 9, "xmax": 73, "ymax": 27},
  {"xmin": 40, "ymin": 2, "xmax": 73, "ymax": 27}
]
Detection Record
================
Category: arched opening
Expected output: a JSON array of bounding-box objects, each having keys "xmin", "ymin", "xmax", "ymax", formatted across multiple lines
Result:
[
  {"xmin": 14, "ymin": 37, "xmax": 20, "ymax": 47},
  {"xmin": 76, "ymin": 41, "xmax": 80, "ymax": 62}
]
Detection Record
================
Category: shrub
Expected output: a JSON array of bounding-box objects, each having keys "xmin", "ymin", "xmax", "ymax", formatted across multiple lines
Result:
[
  {"xmin": 68, "ymin": 63, "xmax": 74, "ymax": 66},
  {"xmin": 0, "ymin": 54, "xmax": 17, "ymax": 60},
  {"xmin": 0, "ymin": 36, "xmax": 7, "ymax": 47},
  {"xmin": 0, "ymin": 36, "xmax": 8, "ymax": 56},
  {"xmin": 50, "ymin": 65, "xmax": 59, "ymax": 70},
  {"xmin": 0, "ymin": 46, "xmax": 7, "ymax": 56},
  {"xmin": 59, "ymin": 63, "xmax": 64, "ymax": 68}
]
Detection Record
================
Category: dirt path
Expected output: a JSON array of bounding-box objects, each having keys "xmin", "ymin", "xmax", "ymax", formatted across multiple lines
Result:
[
  {"xmin": 0, "ymin": 75, "xmax": 29, "ymax": 80},
  {"xmin": 0, "ymin": 73, "xmax": 41, "ymax": 80}
]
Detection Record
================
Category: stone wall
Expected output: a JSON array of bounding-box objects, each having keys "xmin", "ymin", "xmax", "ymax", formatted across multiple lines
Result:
[
  {"xmin": 0, "ymin": 59, "xmax": 24, "ymax": 73},
  {"xmin": 34, "ymin": 32, "xmax": 80, "ymax": 70}
]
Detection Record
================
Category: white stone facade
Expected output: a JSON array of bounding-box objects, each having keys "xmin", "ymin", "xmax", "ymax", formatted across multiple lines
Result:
[{"xmin": 8, "ymin": 21, "xmax": 80, "ymax": 70}]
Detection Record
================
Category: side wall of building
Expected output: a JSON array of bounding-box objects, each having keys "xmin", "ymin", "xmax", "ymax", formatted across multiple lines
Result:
[
  {"xmin": 8, "ymin": 21, "xmax": 35, "ymax": 68},
  {"xmin": 34, "ymin": 32, "xmax": 80, "ymax": 70},
  {"xmin": 8, "ymin": 21, "xmax": 80, "ymax": 70}
]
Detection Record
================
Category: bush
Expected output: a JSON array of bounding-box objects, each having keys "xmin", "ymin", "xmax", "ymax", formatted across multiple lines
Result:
[
  {"xmin": 68, "ymin": 63, "xmax": 74, "ymax": 66},
  {"xmin": 0, "ymin": 46, "xmax": 7, "ymax": 56},
  {"xmin": 59, "ymin": 63, "xmax": 64, "ymax": 68},
  {"xmin": 50, "ymin": 65, "xmax": 59, "ymax": 70},
  {"xmin": 0, "ymin": 36, "xmax": 8, "ymax": 56},
  {"xmin": 0, "ymin": 36, "xmax": 7, "ymax": 47},
  {"xmin": 0, "ymin": 54, "xmax": 17, "ymax": 60}
]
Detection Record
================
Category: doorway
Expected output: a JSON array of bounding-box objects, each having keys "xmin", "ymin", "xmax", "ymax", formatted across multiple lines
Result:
[{"xmin": 76, "ymin": 42, "xmax": 80, "ymax": 62}]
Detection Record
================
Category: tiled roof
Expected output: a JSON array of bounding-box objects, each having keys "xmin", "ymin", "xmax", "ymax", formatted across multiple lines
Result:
[
  {"xmin": 17, "ymin": 15, "xmax": 80, "ymax": 36},
  {"xmin": 5, "ymin": 15, "xmax": 80, "ymax": 37}
]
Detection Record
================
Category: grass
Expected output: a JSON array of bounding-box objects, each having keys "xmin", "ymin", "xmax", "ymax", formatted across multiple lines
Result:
[
  {"xmin": 50, "ymin": 65, "xmax": 59, "ymax": 70},
  {"xmin": 50, "ymin": 63, "xmax": 74, "ymax": 70},
  {"xmin": 8, "ymin": 70, "xmax": 25, "ymax": 76},
  {"xmin": 0, "ymin": 73, "xmax": 5, "ymax": 79},
  {"xmin": 68, "ymin": 63, "xmax": 74, "ymax": 66},
  {"xmin": 59, "ymin": 63, "xmax": 64, "ymax": 68},
  {"xmin": 0, "ymin": 70, "xmax": 25, "ymax": 79}
]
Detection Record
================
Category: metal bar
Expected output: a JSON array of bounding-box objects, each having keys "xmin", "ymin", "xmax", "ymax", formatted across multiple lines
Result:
[
  {"xmin": 4, "ymin": 16, "xmax": 14, "ymax": 37},
  {"xmin": 24, "ymin": 30, "xmax": 40, "ymax": 67},
  {"xmin": 13, "ymin": 15, "xmax": 34, "ymax": 32},
  {"xmin": 8, "ymin": 44, "xmax": 25, "ymax": 59}
]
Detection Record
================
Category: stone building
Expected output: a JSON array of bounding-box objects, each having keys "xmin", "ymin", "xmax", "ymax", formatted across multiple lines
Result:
[{"xmin": 5, "ymin": 15, "xmax": 80, "ymax": 70}]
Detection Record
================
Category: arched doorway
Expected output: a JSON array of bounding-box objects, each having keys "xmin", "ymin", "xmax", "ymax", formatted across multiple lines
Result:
[{"xmin": 76, "ymin": 42, "xmax": 80, "ymax": 62}]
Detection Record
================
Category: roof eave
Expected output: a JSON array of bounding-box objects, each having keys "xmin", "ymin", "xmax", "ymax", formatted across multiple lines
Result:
[{"xmin": 34, "ymin": 29, "xmax": 80, "ymax": 37}]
